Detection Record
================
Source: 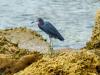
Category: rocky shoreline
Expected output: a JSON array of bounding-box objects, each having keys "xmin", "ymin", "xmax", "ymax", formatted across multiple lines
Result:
[{"xmin": 0, "ymin": 10, "xmax": 100, "ymax": 75}]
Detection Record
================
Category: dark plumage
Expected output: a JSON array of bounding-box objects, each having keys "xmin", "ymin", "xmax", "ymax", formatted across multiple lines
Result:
[
  {"xmin": 31, "ymin": 18, "xmax": 64, "ymax": 54},
  {"xmin": 37, "ymin": 18, "xmax": 64, "ymax": 41}
]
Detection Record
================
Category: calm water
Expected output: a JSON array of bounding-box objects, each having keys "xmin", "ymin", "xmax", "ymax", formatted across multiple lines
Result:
[{"xmin": 0, "ymin": 0, "xmax": 100, "ymax": 49}]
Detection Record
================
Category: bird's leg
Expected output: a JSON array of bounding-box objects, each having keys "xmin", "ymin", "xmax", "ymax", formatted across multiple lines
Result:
[{"xmin": 49, "ymin": 35, "xmax": 53, "ymax": 54}]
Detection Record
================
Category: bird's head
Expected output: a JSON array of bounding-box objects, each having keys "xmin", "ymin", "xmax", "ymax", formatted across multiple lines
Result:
[
  {"xmin": 37, "ymin": 18, "xmax": 43, "ymax": 22},
  {"xmin": 37, "ymin": 18, "xmax": 44, "ymax": 25},
  {"xmin": 31, "ymin": 18, "xmax": 44, "ymax": 25}
]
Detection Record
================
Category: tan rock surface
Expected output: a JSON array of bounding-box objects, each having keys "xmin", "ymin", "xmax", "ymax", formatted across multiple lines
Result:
[
  {"xmin": 14, "ymin": 50, "xmax": 100, "ymax": 75},
  {"xmin": 86, "ymin": 10, "xmax": 100, "ymax": 50},
  {"xmin": 0, "ymin": 32, "xmax": 43, "ymax": 75},
  {"xmin": 1, "ymin": 27, "xmax": 50, "ymax": 53}
]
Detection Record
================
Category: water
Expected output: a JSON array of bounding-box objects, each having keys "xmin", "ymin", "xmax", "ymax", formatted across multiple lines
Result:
[{"xmin": 0, "ymin": 0, "xmax": 100, "ymax": 49}]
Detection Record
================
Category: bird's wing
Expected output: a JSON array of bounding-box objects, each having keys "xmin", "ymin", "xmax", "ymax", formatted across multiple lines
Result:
[
  {"xmin": 45, "ymin": 22, "xmax": 60, "ymax": 35},
  {"xmin": 41, "ymin": 21, "xmax": 64, "ymax": 41}
]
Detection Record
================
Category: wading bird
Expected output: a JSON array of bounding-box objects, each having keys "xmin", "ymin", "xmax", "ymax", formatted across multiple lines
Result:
[{"xmin": 32, "ymin": 18, "xmax": 64, "ymax": 53}]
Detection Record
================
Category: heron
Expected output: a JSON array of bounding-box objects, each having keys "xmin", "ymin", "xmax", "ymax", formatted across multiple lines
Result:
[{"xmin": 32, "ymin": 18, "xmax": 64, "ymax": 54}]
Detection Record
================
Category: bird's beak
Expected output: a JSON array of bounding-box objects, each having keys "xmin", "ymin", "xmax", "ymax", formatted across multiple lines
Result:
[
  {"xmin": 31, "ymin": 21, "xmax": 35, "ymax": 24},
  {"xmin": 31, "ymin": 20, "xmax": 38, "ymax": 24}
]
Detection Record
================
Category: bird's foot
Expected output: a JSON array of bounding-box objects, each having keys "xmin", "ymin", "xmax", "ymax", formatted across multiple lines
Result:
[{"xmin": 47, "ymin": 47, "xmax": 54, "ymax": 56}]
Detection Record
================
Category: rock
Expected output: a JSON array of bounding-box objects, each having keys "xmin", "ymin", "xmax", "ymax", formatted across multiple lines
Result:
[
  {"xmin": 0, "ymin": 54, "xmax": 15, "ymax": 70},
  {"xmin": 4, "ymin": 52, "xmax": 42, "ymax": 74},
  {"xmin": 85, "ymin": 10, "xmax": 100, "ymax": 57},
  {"xmin": 0, "ymin": 33, "xmax": 43, "ymax": 75},
  {"xmin": 14, "ymin": 50, "xmax": 100, "ymax": 75},
  {"xmin": 96, "ymin": 65, "xmax": 100, "ymax": 74},
  {"xmin": 86, "ymin": 10, "xmax": 100, "ymax": 50},
  {"xmin": 0, "ymin": 27, "xmax": 50, "ymax": 53}
]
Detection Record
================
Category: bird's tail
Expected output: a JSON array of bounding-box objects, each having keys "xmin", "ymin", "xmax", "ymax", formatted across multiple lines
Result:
[{"xmin": 58, "ymin": 34, "xmax": 64, "ymax": 41}]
